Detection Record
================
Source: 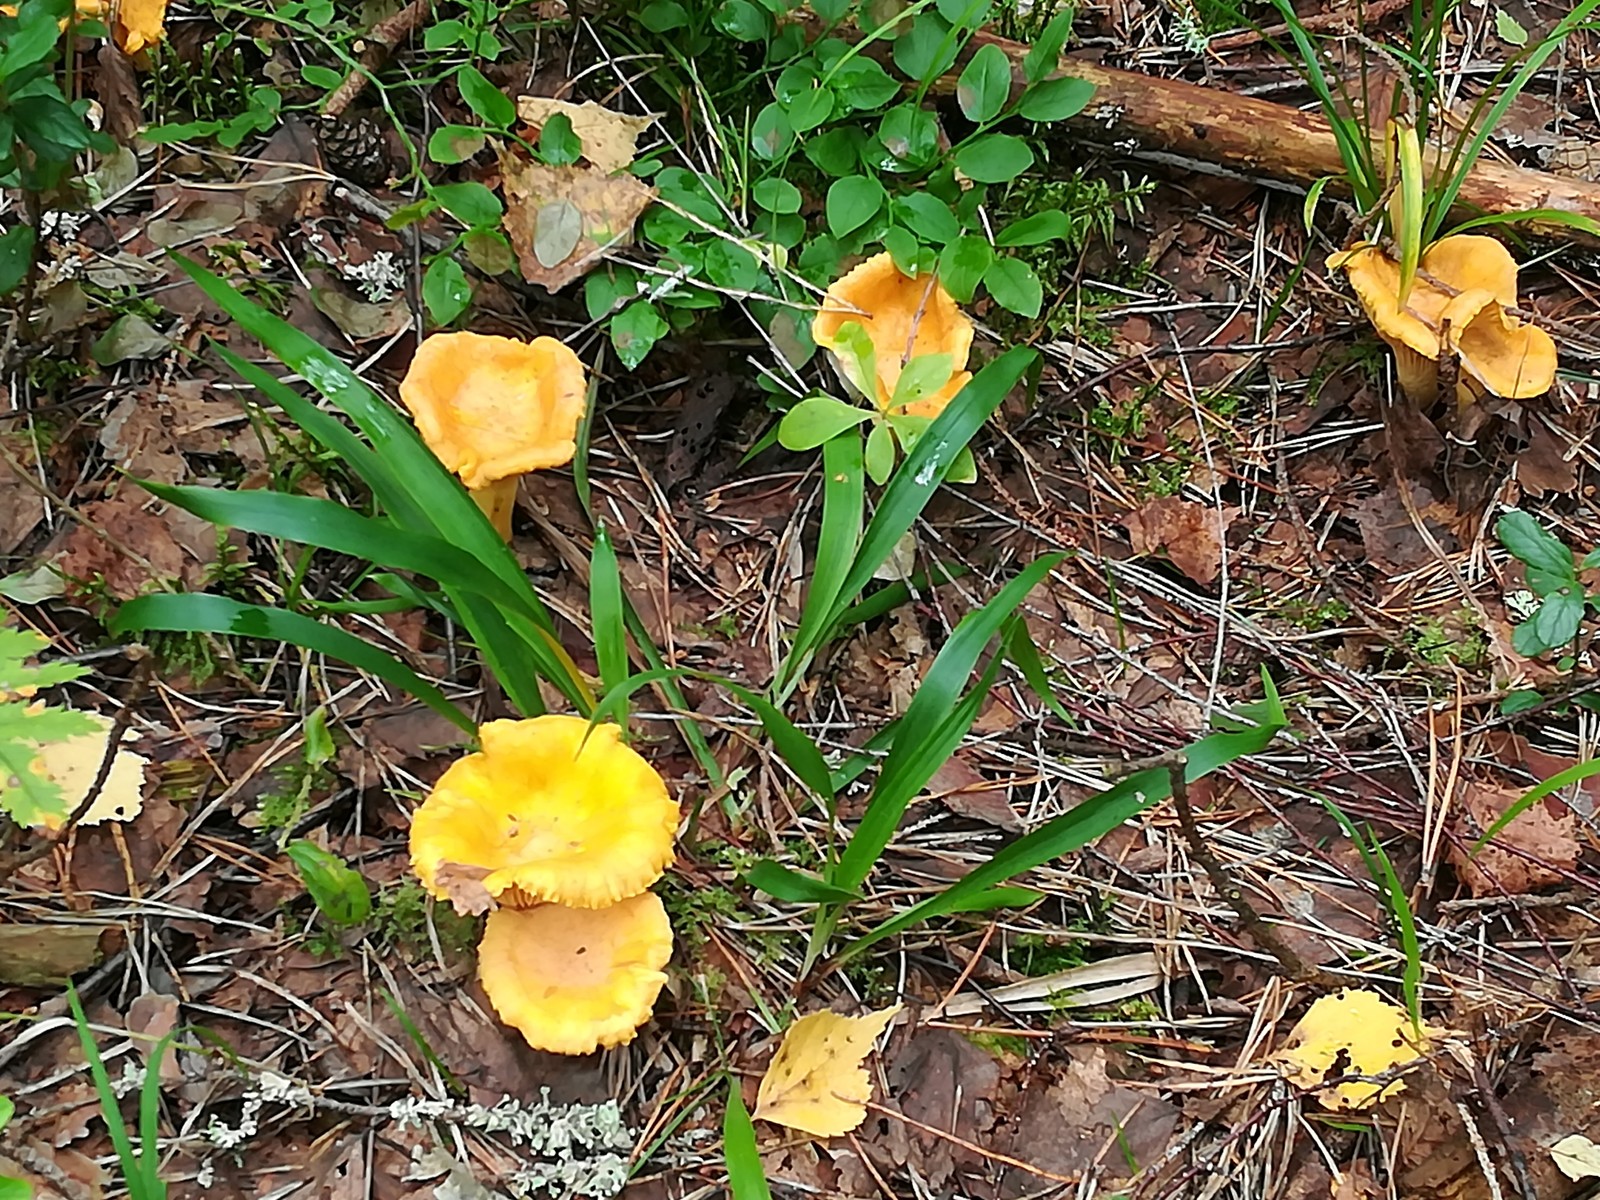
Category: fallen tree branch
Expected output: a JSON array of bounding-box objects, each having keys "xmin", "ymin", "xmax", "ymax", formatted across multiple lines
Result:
[{"xmin": 919, "ymin": 29, "xmax": 1600, "ymax": 245}]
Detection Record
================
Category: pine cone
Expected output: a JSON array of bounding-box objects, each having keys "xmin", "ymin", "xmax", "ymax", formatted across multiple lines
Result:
[{"xmin": 317, "ymin": 114, "xmax": 392, "ymax": 188}]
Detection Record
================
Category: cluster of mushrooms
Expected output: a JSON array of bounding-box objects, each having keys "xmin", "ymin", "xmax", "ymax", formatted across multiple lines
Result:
[
  {"xmin": 1326, "ymin": 234, "xmax": 1557, "ymax": 409},
  {"xmin": 396, "ymin": 335, "xmax": 679, "ymax": 1056}
]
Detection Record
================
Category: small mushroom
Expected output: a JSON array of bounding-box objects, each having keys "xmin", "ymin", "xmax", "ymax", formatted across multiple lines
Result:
[
  {"xmin": 477, "ymin": 893, "xmax": 673, "ymax": 1055},
  {"xmin": 409, "ymin": 715, "xmax": 678, "ymax": 910},
  {"xmin": 1326, "ymin": 235, "xmax": 1557, "ymax": 407},
  {"xmin": 812, "ymin": 253, "xmax": 974, "ymax": 419},
  {"xmin": 398, "ymin": 332, "xmax": 587, "ymax": 538}
]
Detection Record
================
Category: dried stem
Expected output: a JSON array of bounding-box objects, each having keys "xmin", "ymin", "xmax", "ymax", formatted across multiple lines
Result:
[{"xmin": 321, "ymin": 0, "xmax": 435, "ymax": 119}]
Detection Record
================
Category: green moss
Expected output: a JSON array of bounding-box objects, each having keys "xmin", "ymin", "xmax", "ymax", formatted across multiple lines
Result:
[
  {"xmin": 964, "ymin": 1031, "xmax": 1031, "ymax": 1058},
  {"xmin": 1407, "ymin": 608, "xmax": 1487, "ymax": 666},
  {"xmin": 372, "ymin": 878, "xmax": 479, "ymax": 960},
  {"xmin": 660, "ymin": 876, "xmax": 743, "ymax": 952},
  {"xmin": 1277, "ymin": 597, "xmax": 1352, "ymax": 631},
  {"xmin": 1012, "ymin": 933, "xmax": 1091, "ymax": 976}
]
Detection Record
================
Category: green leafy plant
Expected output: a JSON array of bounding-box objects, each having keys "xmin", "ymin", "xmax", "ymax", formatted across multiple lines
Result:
[
  {"xmin": 286, "ymin": 839, "xmax": 374, "ymax": 928},
  {"xmin": 601, "ymin": 0, "xmax": 1097, "ymax": 371},
  {"xmin": 0, "ymin": 1094, "xmax": 28, "ymax": 1200},
  {"xmin": 0, "ymin": 0, "xmax": 114, "ymax": 296},
  {"xmin": 0, "ymin": 628, "xmax": 99, "ymax": 829},
  {"xmin": 1496, "ymin": 509, "xmax": 1595, "ymax": 658},
  {"xmin": 1273, "ymin": 0, "xmax": 1600, "ymax": 252}
]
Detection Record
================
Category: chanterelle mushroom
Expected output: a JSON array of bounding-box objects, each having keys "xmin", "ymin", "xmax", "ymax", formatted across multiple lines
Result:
[
  {"xmin": 398, "ymin": 332, "xmax": 587, "ymax": 538},
  {"xmin": 1326, "ymin": 235, "xmax": 1557, "ymax": 407},
  {"xmin": 477, "ymin": 893, "xmax": 672, "ymax": 1055},
  {"xmin": 812, "ymin": 253, "xmax": 974, "ymax": 419},
  {"xmin": 410, "ymin": 715, "xmax": 678, "ymax": 911}
]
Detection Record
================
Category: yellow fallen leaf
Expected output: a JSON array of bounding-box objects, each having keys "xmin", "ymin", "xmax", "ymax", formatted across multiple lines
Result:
[
  {"xmin": 754, "ymin": 1005, "xmax": 900, "ymax": 1137},
  {"xmin": 514, "ymin": 98, "xmax": 660, "ymax": 174},
  {"xmin": 1274, "ymin": 989, "xmax": 1437, "ymax": 1110},
  {"xmin": 1552, "ymin": 1134, "xmax": 1600, "ymax": 1181},
  {"xmin": 498, "ymin": 149, "xmax": 655, "ymax": 292},
  {"xmin": 114, "ymin": 0, "xmax": 167, "ymax": 54},
  {"xmin": 24, "ymin": 714, "xmax": 148, "ymax": 831}
]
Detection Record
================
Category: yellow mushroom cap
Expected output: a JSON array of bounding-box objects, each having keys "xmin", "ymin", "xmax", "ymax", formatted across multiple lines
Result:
[
  {"xmin": 1446, "ymin": 288, "xmax": 1558, "ymax": 400},
  {"xmin": 410, "ymin": 716, "xmax": 678, "ymax": 910},
  {"xmin": 398, "ymin": 332, "xmax": 587, "ymax": 490},
  {"xmin": 478, "ymin": 893, "xmax": 673, "ymax": 1055},
  {"xmin": 1327, "ymin": 235, "xmax": 1555, "ymax": 404},
  {"xmin": 811, "ymin": 253, "xmax": 974, "ymax": 420}
]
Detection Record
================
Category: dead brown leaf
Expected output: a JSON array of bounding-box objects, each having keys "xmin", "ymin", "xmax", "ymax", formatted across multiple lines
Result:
[
  {"xmin": 928, "ymin": 757, "xmax": 1022, "ymax": 831},
  {"xmin": 882, "ymin": 1028, "xmax": 1003, "ymax": 1190},
  {"xmin": 1447, "ymin": 780, "xmax": 1578, "ymax": 896},
  {"xmin": 1352, "ymin": 483, "xmax": 1459, "ymax": 575},
  {"xmin": 0, "ymin": 437, "xmax": 49, "ymax": 553},
  {"xmin": 1515, "ymin": 421, "xmax": 1578, "ymax": 496},
  {"xmin": 433, "ymin": 862, "xmax": 496, "ymax": 915},
  {"xmin": 58, "ymin": 493, "xmax": 218, "ymax": 600},
  {"xmin": 125, "ymin": 992, "xmax": 183, "ymax": 1083},
  {"xmin": 514, "ymin": 98, "xmax": 660, "ymax": 173},
  {"xmin": 499, "ymin": 149, "xmax": 655, "ymax": 291},
  {"xmin": 1123, "ymin": 497, "xmax": 1238, "ymax": 585}
]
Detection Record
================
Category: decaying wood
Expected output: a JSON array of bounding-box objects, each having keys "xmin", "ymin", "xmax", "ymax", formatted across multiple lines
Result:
[{"xmin": 941, "ymin": 30, "xmax": 1600, "ymax": 245}]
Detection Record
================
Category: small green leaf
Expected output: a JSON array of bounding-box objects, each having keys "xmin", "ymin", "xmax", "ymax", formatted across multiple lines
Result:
[
  {"xmin": 1303, "ymin": 175, "xmax": 1333, "ymax": 233},
  {"xmin": 285, "ymin": 840, "xmax": 372, "ymax": 927},
  {"xmin": 301, "ymin": 64, "xmax": 345, "ymax": 89},
  {"xmin": 1498, "ymin": 689, "xmax": 1542, "ymax": 715},
  {"xmin": 785, "ymin": 85, "xmax": 836, "ymax": 131},
  {"xmin": 744, "ymin": 860, "xmax": 861, "ymax": 903},
  {"xmin": 890, "ymin": 353, "xmax": 955, "ymax": 411},
  {"xmin": 538, "ymin": 111, "xmax": 583, "ymax": 165},
  {"xmin": 829, "ymin": 320, "xmax": 879, "ymax": 400},
  {"xmin": 0, "ymin": 225, "xmax": 38, "ymax": 297},
  {"xmin": 984, "ymin": 257, "xmax": 1043, "ymax": 317},
  {"xmin": 1018, "ymin": 74, "xmax": 1094, "ymax": 121},
  {"xmin": 938, "ymin": 235, "xmax": 993, "ymax": 303},
  {"xmin": 1524, "ymin": 590, "xmax": 1585, "ymax": 654},
  {"xmin": 431, "ymin": 181, "xmax": 503, "ymax": 228},
  {"xmin": 753, "ymin": 177, "xmax": 802, "ymax": 213},
  {"xmin": 427, "ymin": 125, "xmax": 487, "ymax": 164},
  {"xmin": 895, "ymin": 193, "xmax": 961, "ymax": 244},
  {"xmin": 1495, "ymin": 8, "xmax": 1528, "ymax": 44},
  {"xmin": 876, "ymin": 103, "xmax": 939, "ymax": 169},
  {"xmin": 713, "ymin": 0, "xmax": 770, "ymax": 40},
  {"xmin": 995, "ymin": 210, "xmax": 1070, "ymax": 247},
  {"xmin": 422, "ymin": 256, "xmax": 471, "ymax": 325},
  {"xmin": 955, "ymin": 134, "xmax": 1034, "ymax": 184},
  {"xmin": 456, "ymin": 65, "xmax": 515, "ymax": 129},
  {"xmin": 639, "ymin": 0, "xmax": 688, "ymax": 29},
  {"xmin": 834, "ymin": 57, "xmax": 901, "ymax": 111},
  {"xmin": 1022, "ymin": 9, "xmax": 1075, "ymax": 83},
  {"xmin": 779, "ymin": 396, "xmax": 874, "ymax": 451},
  {"xmin": 751, "ymin": 102, "xmax": 795, "ymax": 161},
  {"xmin": 826, "ymin": 173, "xmax": 886, "ymax": 237},
  {"xmin": 956, "ymin": 43, "xmax": 1012, "ymax": 122},
  {"xmin": 882, "ymin": 224, "xmax": 922, "ymax": 274},
  {"xmin": 1498, "ymin": 510, "xmax": 1575, "ymax": 590},
  {"xmin": 894, "ymin": 13, "xmax": 959, "ymax": 82},
  {"xmin": 865, "ymin": 420, "xmax": 895, "ymax": 484},
  {"xmin": 611, "ymin": 301, "xmax": 668, "ymax": 370},
  {"xmin": 805, "ymin": 125, "xmax": 863, "ymax": 176}
]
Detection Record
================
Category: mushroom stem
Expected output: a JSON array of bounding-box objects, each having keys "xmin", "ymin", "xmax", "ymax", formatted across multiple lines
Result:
[{"xmin": 471, "ymin": 477, "xmax": 519, "ymax": 540}]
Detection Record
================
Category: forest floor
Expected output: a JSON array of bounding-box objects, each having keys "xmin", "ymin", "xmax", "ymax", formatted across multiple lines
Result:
[{"xmin": 2, "ymin": 0, "xmax": 1600, "ymax": 1196}]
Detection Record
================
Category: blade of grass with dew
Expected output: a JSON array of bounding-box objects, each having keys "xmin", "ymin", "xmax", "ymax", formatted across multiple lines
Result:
[
  {"xmin": 67, "ymin": 986, "xmax": 156, "ymax": 1200},
  {"xmin": 1471, "ymin": 756, "xmax": 1600, "ymax": 853},
  {"xmin": 824, "ymin": 348, "xmax": 1036, "ymax": 642},
  {"xmin": 837, "ymin": 673, "xmax": 1287, "ymax": 960},
  {"xmin": 723, "ymin": 1079, "xmax": 772, "ymax": 1200},
  {"xmin": 1422, "ymin": 0, "xmax": 1600, "ymax": 243},
  {"xmin": 112, "ymin": 594, "xmax": 474, "ymax": 732},
  {"xmin": 778, "ymin": 429, "xmax": 864, "ymax": 695},
  {"xmin": 832, "ymin": 554, "xmax": 1063, "ymax": 891},
  {"xmin": 142, "ymin": 483, "xmax": 545, "ymax": 621},
  {"xmin": 590, "ymin": 523, "xmax": 629, "ymax": 727}
]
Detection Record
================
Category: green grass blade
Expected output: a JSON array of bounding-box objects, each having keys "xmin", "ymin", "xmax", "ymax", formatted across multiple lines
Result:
[
  {"xmin": 827, "ymin": 348, "xmax": 1036, "ymax": 637},
  {"xmin": 778, "ymin": 430, "xmax": 864, "ymax": 694},
  {"xmin": 1471, "ymin": 757, "xmax": 1600, "ymax": 853},
  {"xmin": 722, "ymin": 1080, "xmax": 772, "ymax": 1200},
  {"xmin": 1002, "ymin": 614, "xmax": 1075, "ymax": 724},
  {"xmin": 1367, "ymin": 834, "xmax": 1422, "ymax": 1036},
  {"xmin": 1422, "ymin": 0, "xmax": 1600, "ymax": 243},
  {"xmin": 837, "ymin": 675, "xmax": 1287, "ymax": 960},
  {"xmin": 1445, "ymin": 208, "xmax": 1600, "ymax": 238},
  {"xmin": 143, "ymin": 482, "xmax": 543, "ymax": 621},
  {"xmin": 67, "ymin": 987, "xmax": 143, "ymax": 1193},
  {"xmin": 112, "ymin": 594, "xmax": 474, "ymax": 732},
  {"xmin": 745, "ymin": 861, "xmax": 861, "ymax": 903},
  {"xmin": 590, "ymin": 524, "xmax": 629, "ymax": 725},
  {"xmin": 832, "ymin": 554, "xmax": 1062, "ymax": 891},
  {"xmin": 138, "ymin": 1032, "xmax": 173, "ymax": 1199}
]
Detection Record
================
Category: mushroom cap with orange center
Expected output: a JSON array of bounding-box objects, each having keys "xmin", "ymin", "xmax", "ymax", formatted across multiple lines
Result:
[
  {"xmin": 811, "ymin": 253, "xmax": 974, "ymax": 420},
  {"xmin": 398, "ymin": 332, "xmax": 587, "ymax": 490},
  {"xmin": 410, "ymin": 716, "xmax": 678, "ymax": 909},
  {"xmin": 1326, "ymin": 235, "xmax": 1555, "ymax": 402},
  {"xmin": 478, "ymin": 893, "xmax": 673, "ymax": 1055}
]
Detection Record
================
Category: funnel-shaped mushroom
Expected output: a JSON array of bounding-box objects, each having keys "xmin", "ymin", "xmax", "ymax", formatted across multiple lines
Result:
[
  {"xmin": 812, "ymin": 253, "xmax": 974, "ymax": 420},
  {"xmin": 477, "ymin": 893, "xmax": 672, "ymax": 1055},
  {"xmin": 410, "ymin": 715, "xmax": 678, "ymax": 911},
  {"xmin": 399, "ymin": 332, "xmax": 587, "ymax": 538},
  {"xmin": 1326, "ymin": 235, "xmax": 1556, "ymax": 407}
]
